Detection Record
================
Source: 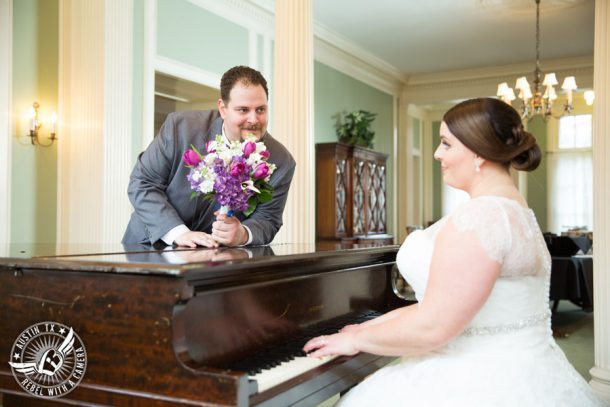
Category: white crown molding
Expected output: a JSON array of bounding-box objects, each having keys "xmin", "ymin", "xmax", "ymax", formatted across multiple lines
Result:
[
  {"xmin": 0, "ymin": 0, "xmax": 11, "ymax": 249},
  {"xmin": 314, "ymin": 36, "xmax": 403, "ymax": 96},
  {"xmin": 407, "ymin": 55, "xmax": 593, "ymax": 86},
  {"xmin": 403, "ymin": 55, "xmax": 593, "ymax": 104},
  {"xmin": 313, "ymin": 22, "xmax": 406, "ymax": 85},
  {"xmin": 185, "ymin": 0, "xmax": 405, "ymax": 95},
  {"xmin": 186, "ymin": 0, "xmax": 274, "ymax": 36}
]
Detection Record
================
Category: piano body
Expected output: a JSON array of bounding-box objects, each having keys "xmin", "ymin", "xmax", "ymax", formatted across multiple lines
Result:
[{"xmin": 0, "ymin": 243, "xmax": 408, "ymax": 406}]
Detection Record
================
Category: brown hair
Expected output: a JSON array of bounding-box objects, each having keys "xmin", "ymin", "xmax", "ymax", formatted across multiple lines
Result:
[
  {"xmin": 443, "ymin": 98, "xmax": 541, "ymax": 172},
  {"xmin": 220, "ymin": 65, "xmax": 268, "ymax": 103}
]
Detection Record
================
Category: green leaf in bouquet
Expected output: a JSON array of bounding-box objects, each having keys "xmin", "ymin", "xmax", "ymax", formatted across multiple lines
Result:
[
  {"xmin": 244, "ymin": 196, "xmax": 258, "ymax": 217},
  {"xmin": 258, "ymin": 189, "xmax": 272, "ymax": 203}
]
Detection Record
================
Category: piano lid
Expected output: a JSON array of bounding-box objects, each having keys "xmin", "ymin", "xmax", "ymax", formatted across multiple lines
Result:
[{"xmin": 0, "ymin": 242, "xmax": 399, "ymax": 278}]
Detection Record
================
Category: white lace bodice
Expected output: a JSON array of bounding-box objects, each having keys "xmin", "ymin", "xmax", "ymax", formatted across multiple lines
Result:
[{"xmin": 397, "ymin": 195, "xmax": 552, "ymax": 332}]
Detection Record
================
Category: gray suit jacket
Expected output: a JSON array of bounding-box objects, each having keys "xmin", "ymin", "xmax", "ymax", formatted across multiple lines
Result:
[{"xmin": 122, "ymin": 110, "xmax": 296, "ymax": 246}]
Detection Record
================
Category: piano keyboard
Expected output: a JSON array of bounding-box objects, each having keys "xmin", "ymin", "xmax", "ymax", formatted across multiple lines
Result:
[
  {"xmin": 225, "ymin": 310, "xmax": 382, "ymax": 394},
  {"xmin": 250, "ymin": 354, "xmax": 337, "ymax": 393}
]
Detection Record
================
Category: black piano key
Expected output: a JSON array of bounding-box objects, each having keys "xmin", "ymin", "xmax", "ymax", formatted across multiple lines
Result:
[{"xmin": 235, "ymin": 309, "xmax": 383, "ymax": 378}]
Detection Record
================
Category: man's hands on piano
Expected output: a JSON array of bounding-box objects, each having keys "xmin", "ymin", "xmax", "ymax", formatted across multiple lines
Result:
[
  {"xmin": 303, "ymin": 329, "xmax": 360, "ymax": 359},
  {"xmin": 174, "ymin": 231, "xmax": 219, "ymax": 248},
  {"xmin": 173, "ymin": 248, "xmax": 250, "ymax": 262}
]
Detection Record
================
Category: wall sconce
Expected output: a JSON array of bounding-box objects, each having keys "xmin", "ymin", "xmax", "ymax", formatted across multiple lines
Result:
[
  {"xmin": 584, "ymin": 90, "xmax": 595, "ymax": 106},
  {"xmin": 28, "ymin": 102, "xmax": 57, "ymax": 147}
]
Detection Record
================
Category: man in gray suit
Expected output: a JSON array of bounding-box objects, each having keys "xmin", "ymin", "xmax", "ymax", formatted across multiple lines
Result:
[{"xmin": 122, "ymin": 66, "xmax": 296, "ymax": 248}]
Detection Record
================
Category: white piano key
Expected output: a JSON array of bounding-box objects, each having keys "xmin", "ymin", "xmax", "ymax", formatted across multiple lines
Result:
[{"xmin": 250, "ymin": 354, "xmax": 337, "ymax": 393}]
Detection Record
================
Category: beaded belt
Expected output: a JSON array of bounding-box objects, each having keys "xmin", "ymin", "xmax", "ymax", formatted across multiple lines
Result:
[{"xmin": 462, "ymin": 310, "xmax": 551, "ymax": 336}]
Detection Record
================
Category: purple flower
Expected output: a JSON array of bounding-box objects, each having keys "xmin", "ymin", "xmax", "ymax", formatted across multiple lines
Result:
[
  {"xmin": 183, "ymin": 149, "xmax": 201, "ymax": 166},
  {"xmin": 214, "ymin": 173, "xmax": 252, "ymax": 212},
  {"xmin": 253, "ymin": 162, "xmax": 269, "ymax": 179},
  {"xmin": 229, "ymin": 161, "xmax": 246, "ymax": 177},
  {"xmin": 260, "ymin": 150, "xmax": 270, "ymax": 159},
  {"xmin": 243, "ymin": 141, "xmax": 256, "ymax": 157}
]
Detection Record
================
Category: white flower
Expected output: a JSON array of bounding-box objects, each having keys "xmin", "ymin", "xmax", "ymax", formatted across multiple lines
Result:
[
  {"xmin": 243, "ymin": 134, "xmax": 258, "ymax": 143},
  {"xmin": 198, "ymin": 178, "xmax": 215, "ymax": 194},
  {"xmin": 219, "ymin": 149, "xmax": 233, "ymax": 164},
  {"xmin": 242, "ymin": 180, "xmax": 260, "ymax": 193},
  {"xmin": 246, "ymin": 152, "xmax": 262, "ymax": 166},
  {"xmin": 255, "ymin": 142, "xmax": 267, "ymax": 154},
  {"xmin": 204, "ymin": 154, "xmax": 216, "ymax": 165}
]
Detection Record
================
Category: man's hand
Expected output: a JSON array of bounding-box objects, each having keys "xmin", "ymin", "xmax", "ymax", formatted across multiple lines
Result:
[
  {"xmin": 174, "ymin": 231, "xmax": 219, "ymax": 248},
  {"xmin": 173, "ymin": 248, "xmax": 249, "ymax": 263},
  {"xmin": 212, "ymin": 213, "xmax": 249, "ymax": 247}
]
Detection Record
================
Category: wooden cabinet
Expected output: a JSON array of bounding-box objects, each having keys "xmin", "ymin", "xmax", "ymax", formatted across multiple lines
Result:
[{"xmin": 316, "ymin": 142, "xmax": 393, "ymax": 246}]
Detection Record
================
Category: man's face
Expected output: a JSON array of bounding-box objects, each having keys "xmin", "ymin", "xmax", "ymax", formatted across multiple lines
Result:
[{"xmin": 218, "ymin": 82, "xmax": 268, "ymax": 141}]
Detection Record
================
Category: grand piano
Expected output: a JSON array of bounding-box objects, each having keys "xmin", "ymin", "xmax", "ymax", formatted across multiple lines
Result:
[{"xmin": 0, "ymin": 243, "xmax": 409, "ymax": 406}]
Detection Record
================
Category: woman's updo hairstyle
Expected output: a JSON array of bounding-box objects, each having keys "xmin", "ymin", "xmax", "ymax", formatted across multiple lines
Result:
[{"xmin": 442, "ymin": 97, "xmax": 541, "ymax": 172}]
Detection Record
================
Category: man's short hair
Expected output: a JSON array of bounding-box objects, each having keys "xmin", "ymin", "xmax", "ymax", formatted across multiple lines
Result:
[{"xmin": 220, "ymin": 66, "xmax": 269, "ymax": 103}]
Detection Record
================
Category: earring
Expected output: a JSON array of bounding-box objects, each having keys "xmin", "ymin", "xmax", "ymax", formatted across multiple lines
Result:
[{"xmin": 475, "ymin": 162, "xmax": 480, "ymax": 173}]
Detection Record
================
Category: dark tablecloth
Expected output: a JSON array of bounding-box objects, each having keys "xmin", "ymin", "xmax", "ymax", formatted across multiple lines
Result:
[{"xmin": 550, "ymin": 255, "xmax": 593, "ymax": 310}]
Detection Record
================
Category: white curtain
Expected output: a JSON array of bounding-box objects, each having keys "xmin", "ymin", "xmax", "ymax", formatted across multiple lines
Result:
[
  {"xmin": 547, "ymin": 151, "xmax": 593, "ymax": 233},
  {"xmin": 442, "ymin": 185, "xmax": 469, "ymax": 217}
]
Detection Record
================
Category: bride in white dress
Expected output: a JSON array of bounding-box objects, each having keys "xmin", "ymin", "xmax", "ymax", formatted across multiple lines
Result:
[{"xmin": 304, "ymin": 98, "xmax": 607, "ymax": 406}]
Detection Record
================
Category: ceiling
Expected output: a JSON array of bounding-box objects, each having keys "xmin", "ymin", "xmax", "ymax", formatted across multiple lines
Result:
[{"xmin": 312, "ymin": 0, "xmax": 595, "ymax": 76}]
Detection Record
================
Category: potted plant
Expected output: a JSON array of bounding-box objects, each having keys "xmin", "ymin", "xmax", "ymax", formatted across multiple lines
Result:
[{"xmin": 335, "ymin": 110, "xmax": 377, "ymax": 149}]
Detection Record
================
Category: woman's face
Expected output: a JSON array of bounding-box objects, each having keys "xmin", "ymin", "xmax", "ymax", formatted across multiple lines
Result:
[{"xmin": 434, "ymin": 121, "xmax": 477, "ymax": 190}]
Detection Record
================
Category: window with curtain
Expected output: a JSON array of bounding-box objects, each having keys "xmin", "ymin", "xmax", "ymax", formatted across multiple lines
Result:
[
  {"xmin": 548, "ymin": 114, "xmax": 593, "ymax": 233},
  {"xmin": 442, "ymin": 185, "xmax": 469, "ymax": 217}
]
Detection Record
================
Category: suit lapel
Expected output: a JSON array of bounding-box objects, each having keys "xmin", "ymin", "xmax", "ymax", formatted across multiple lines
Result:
[{"xmin": 206, "ymin": 116, "xmax": 224, "ymax": 142}]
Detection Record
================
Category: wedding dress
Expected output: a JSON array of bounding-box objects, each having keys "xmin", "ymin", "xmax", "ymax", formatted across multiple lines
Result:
[{"xmin": 337, "ymin": 196, "xmax": 606, "ymax": 406}]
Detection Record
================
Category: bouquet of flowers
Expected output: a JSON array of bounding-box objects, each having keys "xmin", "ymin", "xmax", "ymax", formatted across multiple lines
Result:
[{"xmin": 182, "ymin": 135, "xmax": 275, "ymax": 217}]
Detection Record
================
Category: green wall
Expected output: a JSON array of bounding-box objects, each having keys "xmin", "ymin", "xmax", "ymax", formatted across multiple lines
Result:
[
  {"xmin": 156, "ymin": 0, "xmax": 248, "ymax": 76},
  {"xmin": 11, "ymin": 0, "xmax": 58, "ymax": 244},
  {"xmin": 314, "ymin": 61, "xmax": 395, "ymax": 235},
  {"xmin": 527, "ymin": 116, "xmax": 548, "ymax": 231},
  {"xmin": 431, "ymin": 120, "xmax": 442, "ymax": 221}
]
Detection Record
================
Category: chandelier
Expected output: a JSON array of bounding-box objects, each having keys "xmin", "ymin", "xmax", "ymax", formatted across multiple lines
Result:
[{"xmin": 496, "ymin": 0, "xmax": 594, "ymax": 120}]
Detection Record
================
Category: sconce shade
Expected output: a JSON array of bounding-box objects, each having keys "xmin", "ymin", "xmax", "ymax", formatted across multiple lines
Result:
[{"xmin": 584, "ymin": 90, "xmax": 595, "ymax": 106}]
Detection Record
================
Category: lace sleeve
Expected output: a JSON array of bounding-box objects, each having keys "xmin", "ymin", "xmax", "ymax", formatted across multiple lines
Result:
[{"xmin": 448, "ymin": 198, "xmax": 512, "ymax": 264}]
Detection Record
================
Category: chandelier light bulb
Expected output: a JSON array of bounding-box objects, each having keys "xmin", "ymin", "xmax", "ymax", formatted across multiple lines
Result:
[
  {"xmin": 494, "ymin": 0, "xmax": 589, "ymax": 119},
  {"xmin": 504, "ymin": 88, "xmax": 516, "ymax": 102},
  {"xmin": 515, "ymin": 76, "xmax": 530, "ymax": 90},
  {"xmin": 497, "ymin": 82, "xmax": 510, "ymax": 97},
  {"xmin": 542, "ymin": 73, "xmax": 558, "ymax": 87},
  {"xmin": 543, "ymin": 86, "xmax": 557, "ymax": 101},
  {"xmin": 519, "ymin": 87, "xmax": 533, "ymax": 102},
  {"xmin": 561, "ymin": 76, "xmax": 577, "ymax": 91}
]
